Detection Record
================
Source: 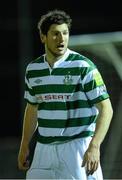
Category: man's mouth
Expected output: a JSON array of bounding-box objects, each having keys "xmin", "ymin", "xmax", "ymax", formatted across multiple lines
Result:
[{"xmin": 57, "ymin": 44, "xmax": 64, "ymax": 49}]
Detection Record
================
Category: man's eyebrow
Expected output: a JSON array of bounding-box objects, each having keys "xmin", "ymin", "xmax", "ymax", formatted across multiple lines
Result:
[{"xmin": 51, "ymin": 30, "xmax": 68, "ymax": 33}]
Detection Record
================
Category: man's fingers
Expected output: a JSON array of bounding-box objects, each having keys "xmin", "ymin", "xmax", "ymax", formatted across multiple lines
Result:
[
  {"xmin": 18, "ymin": 159, "xmax": 30, "ymax": 170},
  {"xmin": 86, "ymin": 161, "xmax": 99, "ymax": 175},
  {"xmin": 92, "ymin": 161, "xmax": 99, "ymax": 173},
  {"xmin": 81, "ymin": 158, "xmax": 86, "ymax": 167},
  {"xmin": 81, "ymin": 149, "xmax": 100, "ymax": 175},
  {"xmin": 23, "ymin": 160, "xmax": 30, "ymax": 170}
]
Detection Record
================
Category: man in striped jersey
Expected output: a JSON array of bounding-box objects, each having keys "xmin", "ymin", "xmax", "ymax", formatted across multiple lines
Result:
[{"xmin": 18, "ymin": 9, "xmax": 113, "ymax": 179}]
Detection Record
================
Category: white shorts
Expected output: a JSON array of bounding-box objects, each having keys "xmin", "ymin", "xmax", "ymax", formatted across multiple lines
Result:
[{"xmin": 26, "ymin": 137, "xmax": 103, "ymax": 179}]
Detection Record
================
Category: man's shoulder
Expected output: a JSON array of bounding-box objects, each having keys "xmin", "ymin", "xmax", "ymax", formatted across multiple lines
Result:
[
  {"xmin": 68, "ymin": 49, "xmax": 86, "ymax": 61},
  {"xmin": 30, "ymin": 55, "xmax": 44, "ymax": 64},
  {"xmin": 68, "ymin": 49, "xmax": 95, "ymax": 66},
  {"xmin": 26, "ymin": 55, "xmax": 44, "ymax": 71}
]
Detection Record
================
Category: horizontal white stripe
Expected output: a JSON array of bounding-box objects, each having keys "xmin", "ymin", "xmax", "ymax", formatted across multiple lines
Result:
[
  {"xmin": 81, "ymin": 60, "xmax": 90, "ymax": 67},
  {"xmin": 24, "ymin": 91, "xmax": 37, "ymax": 103},
  {"xmin": 38, "ymin": 110, "xmax": 67, "ymax": 119},
  {"xmin": 54, "ymin": 60, "xmax": 90, "ymax": 68},
  {"xmin": 25, "ymin": 76, "xmax": 32, "ymax": 89},
  {"xmin": 70, "ymin": 91, "xmax": 87, "ymax": 101},
  {"xmin": 38, "ymin": 123, "xmax": 96, "ymax": 137},
  {"xmin": 86, "ymin": 86, "xmax": 107, "ymax": 100},
  {"xmin": 62, "ymin": 123, "xmax": 96, "ymax": 136},
  {"xmin": 37, "ymin": 107, "xmax": 98, "ymax": 120},
  {"xmin": 27, "ymin": 62, "xmax": 48, "ymax": 71},
  {"xmin": 38, "ymin": 127, "xmax": 65, "ymax": 137},
  {"xmin": 82, "ymin": 68, "xmax": 98, "ymax": 86},
  {"xmin": 35, "ymin": 91, "xmax": 87, "ymax": 103},
  {"xmin": 68, "ymin": 107, "xmax": 98, "ymax": 118},
  {"xmin": 27, "ymin": 56, "xmax": 90, "ymax": 72},
  {"xmin": 30, "ymin": 75, "xmax": 81, "ymax": 86}
]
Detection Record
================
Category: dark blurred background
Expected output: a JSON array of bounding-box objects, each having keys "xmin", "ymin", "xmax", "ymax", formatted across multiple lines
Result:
[{"xmin": 0, "ymin": 0, "xmax": 122, "ymax": 179}]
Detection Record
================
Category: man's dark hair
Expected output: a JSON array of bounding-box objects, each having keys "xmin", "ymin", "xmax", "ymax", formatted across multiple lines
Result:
[{"xmin": 37, "ymin": 9, "xmax": 72, "ymax": 35}]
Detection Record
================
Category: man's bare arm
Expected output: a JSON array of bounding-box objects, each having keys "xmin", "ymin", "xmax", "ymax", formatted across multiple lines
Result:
[
  {"xmin": 18, "ymin": 103, "xmax": 38, "ymax": 170},
  {"xmin": 82, "ymin": 98, "xmax": 113, "ymax": 175}
]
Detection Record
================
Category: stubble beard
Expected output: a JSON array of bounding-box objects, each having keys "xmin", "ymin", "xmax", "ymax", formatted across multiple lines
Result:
[{"xmin": 46, "ymin": 45, "xmax": 67, "ymax": 60}]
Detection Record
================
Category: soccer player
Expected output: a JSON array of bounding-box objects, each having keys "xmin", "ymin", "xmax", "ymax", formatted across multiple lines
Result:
[{"xmin": 18, "ymin": 9, "xmax": 113, "ymax": 179}]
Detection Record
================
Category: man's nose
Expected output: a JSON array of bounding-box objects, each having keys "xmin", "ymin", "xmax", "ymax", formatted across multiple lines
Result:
[{"xmin": 58, "ymin": 33, "xmax": 64, "ymax": 41}]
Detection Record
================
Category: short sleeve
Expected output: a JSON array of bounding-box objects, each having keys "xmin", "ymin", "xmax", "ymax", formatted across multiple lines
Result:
[
  {"xmin": 24, "ymin": 67, "xmax": 38, "ymax": 105},
  {"xmin": 82, "ymin": 65, "xmax": 109, "ymax": 105}
]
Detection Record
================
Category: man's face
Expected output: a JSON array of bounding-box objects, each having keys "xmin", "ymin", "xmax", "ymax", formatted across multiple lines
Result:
[{"xmin": 41, "ymin": 23, "xmax": 69, "ymax": 58}]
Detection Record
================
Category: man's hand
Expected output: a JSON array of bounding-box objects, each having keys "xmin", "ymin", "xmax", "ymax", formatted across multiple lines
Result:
[
  {"xmin": 82, "ymin": 144, "xmax": 100, "ymax": 175},
  {"xmin": 18, "ymin": 144, "xmax": 30, "ymax": 170}
]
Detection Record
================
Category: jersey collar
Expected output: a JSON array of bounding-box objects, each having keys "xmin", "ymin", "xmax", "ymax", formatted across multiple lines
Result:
[{"xmin": 44, "ymin": 48, "xmax": 71, "ymax": 68}]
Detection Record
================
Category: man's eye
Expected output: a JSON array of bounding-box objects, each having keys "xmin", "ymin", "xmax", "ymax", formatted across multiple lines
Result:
[
  {"xmin": 52, "ymin": 32, "xmax": 58, "ymax": 36},
  {"xmin": 55, "ymin": 33, "xmax": 59, "ymax": 36},
  {"xmin": 63, "ymin": 31, "xmax": 68, "ymax": 35}
]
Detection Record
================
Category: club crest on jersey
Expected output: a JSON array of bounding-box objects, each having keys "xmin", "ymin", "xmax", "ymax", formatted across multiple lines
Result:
[{"xmin": 63, "ymin": 72, "xmax": 73, "ymax": 85}]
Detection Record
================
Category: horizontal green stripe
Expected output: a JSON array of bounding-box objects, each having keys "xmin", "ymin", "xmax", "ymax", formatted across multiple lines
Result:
[
  {"xmin": 38, "ymin": 102, "xmax": 67, "ymax": 110},
  {"xmin": 90, "ymin": 94, "xmax": 109, "ymax": 105},
  {"xmin": 27, "ymin": 67, "xmax": 81, "ymax": 78},
  {"xmin": 27, "ymin": 69, "xmax": 50, "ymax": 78},
  {"xmin": 66, "ymin": 53, "xmax": 85, "ymax": 61},
  {"xmin": 38, "ymin": 116, "xmax": 96, "ymax": 128},
  {"xmin": 51, "ymin": 67, "xmax": 81, "ymax": 75},
  {"xmin": 24, "ymin": 98, "xmax": 38, "ymax": 105},
  {"xmin": 33, "ymin": 56, "xmax": 44, "ymax": 63},
  {"xmin": 66, "ymin": 54, "xmax": 95, "ymax": 63},
  {"xmin": 25, "ymin": 84, "xmax": 35, "ymax": 96},
  {"xmin": 84, "ymin": 80, "xmax": 101, "ymax": 92},
  {"xmin": 38, "ymin": 100, "xmax": 92, "ymax": 110},
  {"xmin": 33, "ymin": 84, "xmax": 83, "ymax": 94},
  {"xmin": 29, "ymin": 55, "xmax": 44, "ymax": 64},
  {"xmin": 66, "ymin": 100, "xmax": 92, "ymax": 109},
  {"xmin": 37, "ymin": 131, "xmax": 94, "ymax": 144},
  {"xmin": 81, "ymin": 66, "xmax": 96, "ymax": 80}
]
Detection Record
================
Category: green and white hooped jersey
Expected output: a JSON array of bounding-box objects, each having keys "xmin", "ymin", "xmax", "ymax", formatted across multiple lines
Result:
[{"xmin": 24, "ymin": 49, "xmax": 109, "ymax": 143}]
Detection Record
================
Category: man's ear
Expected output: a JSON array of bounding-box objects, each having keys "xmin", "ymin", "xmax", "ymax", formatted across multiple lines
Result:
[{"xmin": 40, "ymin": 34, "xmax": 46, "ymax": 44}]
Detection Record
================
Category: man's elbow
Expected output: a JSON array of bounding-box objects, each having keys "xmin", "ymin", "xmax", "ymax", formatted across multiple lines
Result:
[{"xmin": 109, "ymin": 102, "xmax": 113, "ymax": 119}]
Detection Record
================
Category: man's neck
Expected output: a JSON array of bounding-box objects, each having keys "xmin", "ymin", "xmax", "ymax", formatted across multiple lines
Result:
[
  {"xmin": 44, "ymin": 47, "xmax": 69, "ymax": 68},
  {"xmin": 46, "ymin": 56, "xmax": 63, "ymax": 68}
]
